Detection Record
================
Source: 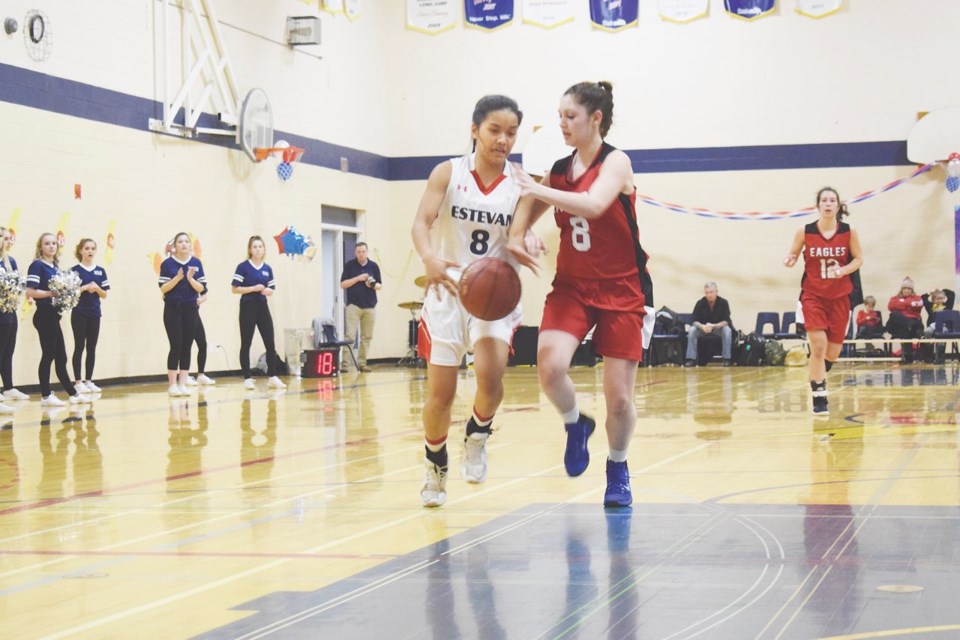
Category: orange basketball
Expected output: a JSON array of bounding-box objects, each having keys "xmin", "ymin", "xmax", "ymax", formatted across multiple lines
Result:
[{"xmin": 458, "ymin": 257, "xmax": 521, "ymax": 321}]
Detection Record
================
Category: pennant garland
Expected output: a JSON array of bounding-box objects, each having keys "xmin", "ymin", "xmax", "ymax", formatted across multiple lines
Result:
[
  {"xmin": 345, "ymin": 0, "xmax": 361, "ymax": 20},
  {"xmin": 724, "ymin": 0, "xmax": 775, "ymax": 20},
  {"xmin": 521, "ymin": 0, "xmax": 575, "ymax": 29},
  {"xmin": 589, "ymin": 0, "xmax": 639, "ymax": 31},
  {"xmin": 465, "ymin": 0, "xmax": 515, "ymax": 31},
  {"xmin": 659, "ymin": 0, "xmax": 709, "ymax": 23},
  {"xmin": 636, "ymin": 163, "xmax": 936, "ymax": 221},
  {"xmin": 407, "ymin": 0, "xmax": 458, "ymax": 34},
  {"xmin": 795, "ymin": 0, "xmax": 842, "ymax": 19}
]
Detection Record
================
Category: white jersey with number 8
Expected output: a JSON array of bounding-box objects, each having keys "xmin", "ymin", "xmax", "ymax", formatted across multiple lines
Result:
[{"xmin": 433, "ymin": 153, "xmax": 521, "ymax": 273}]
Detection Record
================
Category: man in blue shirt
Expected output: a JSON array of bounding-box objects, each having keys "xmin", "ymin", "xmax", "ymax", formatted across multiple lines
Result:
[{"xmin": 339, "ymin": 242, "xmax": 382, "ymax": 373}]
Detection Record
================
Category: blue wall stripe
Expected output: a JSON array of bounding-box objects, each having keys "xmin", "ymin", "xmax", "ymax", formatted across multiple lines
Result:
[{"xmin": 2, "ymin": 63, "xmax": 913, "ymax": 182}]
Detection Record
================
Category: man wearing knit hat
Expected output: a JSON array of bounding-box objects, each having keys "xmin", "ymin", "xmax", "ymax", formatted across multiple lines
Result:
[{"xmin": 887, "ymin": 277, "xmax": 924, "ymax": 362}]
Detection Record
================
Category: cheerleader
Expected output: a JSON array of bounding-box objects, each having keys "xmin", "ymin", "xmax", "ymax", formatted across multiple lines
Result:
[
  {"xmin": 25, "ymin": 233, "xmax": 90, "ymax": 407},
  {"xmin": 0, "ymin": 227, "xmax": 27, "ymax": 412},
  {"xmin": 232, "ymin": 236, "xmax": 285, "ymax": 390},
  {"xmin": 71, "ymin": 239, "xmax": 110, "ymax": 393},
  {"xmin": 158, "ymin": 232, "xmax": 206, "ymax": 396}
]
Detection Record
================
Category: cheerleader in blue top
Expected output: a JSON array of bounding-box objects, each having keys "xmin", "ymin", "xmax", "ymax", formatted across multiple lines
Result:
[
  {"xmin": 70, "ymin": 238, "xmax": 110, "ymax": 394},
  {"xmin": 232, "ymin": 236, "xmax": 284, "ymax": 390},
  {"xmin": 0, "ymin": 226, "xmax": 28, "ymax": 412},
  {"xmin": 158, "ymin": 232, "xmax": 206, "ymax": 396},
  {"xmin": 25, "ymin": 233, "xmax": 90, "ymax": 407}
]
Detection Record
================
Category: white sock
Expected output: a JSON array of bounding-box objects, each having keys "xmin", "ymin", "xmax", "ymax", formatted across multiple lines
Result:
[
  {"xmin": 608, "ymin": 448, "xmax": 629, "ymax": 463},
  {"xmin": 561, "ymin": 406, "xmax": 580, "ymax": 425}
]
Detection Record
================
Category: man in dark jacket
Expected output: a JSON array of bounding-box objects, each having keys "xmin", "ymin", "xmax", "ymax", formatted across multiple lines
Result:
[{"xmin": 685, "ymin": 282, "xmax": 734, "ymax": 367}]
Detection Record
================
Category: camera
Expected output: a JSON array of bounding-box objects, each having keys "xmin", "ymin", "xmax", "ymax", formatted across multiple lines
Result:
[{"xmin": 366, "ymin": 275, "xmax": 377, "ymax": 287}]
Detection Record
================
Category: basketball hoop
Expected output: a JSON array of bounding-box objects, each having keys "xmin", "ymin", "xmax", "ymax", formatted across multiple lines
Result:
[{"xmin": 253, "ymin": 145, "xmax": 305, "ymax": 181}]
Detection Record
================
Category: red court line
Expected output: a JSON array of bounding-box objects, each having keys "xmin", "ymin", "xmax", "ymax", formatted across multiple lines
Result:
[
  {"xmin": 0, "ymin": 427, "xmax": 423, "ymax": 517},
  {"xmin": 0, "ymin": 549, "xmax": 400, "ymax": 560}
]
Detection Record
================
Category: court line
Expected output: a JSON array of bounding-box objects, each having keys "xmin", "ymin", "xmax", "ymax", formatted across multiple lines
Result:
[
  {"xmin": 43, "ymin": 444, "xmax": 712, "ymax": 639},
  {"xmin": 817, "ymin": 624, "xmax": 960, "ymax": 639}
]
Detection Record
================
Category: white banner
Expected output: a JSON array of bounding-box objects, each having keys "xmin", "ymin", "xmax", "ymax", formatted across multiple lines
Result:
[
  {"xmin": 345, "ymin": 0, "xmax": 361, "ymax": 21},
  {"xmin": 522, "ymin": 0, "xmax": 576, "ymax": 29},
  {"xmin": 659, "ymin": 0, "xmax": 709, "ymax": 23},
  {"xmin": 407, "ymin": 0, "xmax": 457, "ymax": 34},
  {"xmin": 322, "ymin": 0, "xmax": 344, "ymax": 13},
  {"xmin": 795, "ymin": 0, "xmax": 842, "ymax": 18}
]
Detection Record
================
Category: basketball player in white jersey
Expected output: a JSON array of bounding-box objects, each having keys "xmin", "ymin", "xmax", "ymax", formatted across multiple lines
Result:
[{"xmin": 411, "ymin": 94, "xmax": 542, "ymax": 508}]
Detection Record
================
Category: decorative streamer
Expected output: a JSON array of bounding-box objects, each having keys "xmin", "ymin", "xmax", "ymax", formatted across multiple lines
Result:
[
  {"xmin": 659, "ymin": 0, "xmax": 709, "ymax": 23},
  {"xmin": 636, "ymin": 163, "xmax": 936, "ymax": 221},
  {"xmin": 795, "ymin": 0, "xmax": 842, "ymax": 18},
  {"xmin": 407, "ymin": 0, "xmax": 458, "ymax": 34},
  {"xmin": 724, "ymin": 0, "xmax": 774, "ymax": 20},
  {"xmin": 521, "ymin": 0, "xmax": 575, "ymax": 28},
  {"xmin": 344, "ymin": 0, "xmax": 361, "ymax": 20},
  {"xmin": 589, "ymin": 0, "xmax": 639, "ymax": 31},
  {"xmin": 465, "ymin": 0, "xmax": 515, "ymax": 31}
]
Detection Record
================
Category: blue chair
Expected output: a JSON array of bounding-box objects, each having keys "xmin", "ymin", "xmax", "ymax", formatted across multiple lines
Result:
[
  {"xmin": 755, "ymin": 312, "xmax": 780, "ymax": 338},
  {"xmin": 774, "ymin": 311, "xmax": 801, "ymax": 339},
  {"xmin": 933, "ymin": 310, "xmax": 960, "ymax": 359}
]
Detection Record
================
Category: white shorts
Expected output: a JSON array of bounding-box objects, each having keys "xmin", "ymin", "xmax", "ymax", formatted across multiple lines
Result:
[{"xmin": 419, "ymin": 275, "xmax": 522, "ymax": 367}]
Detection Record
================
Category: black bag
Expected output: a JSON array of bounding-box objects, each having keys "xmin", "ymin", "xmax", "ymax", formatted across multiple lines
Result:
[
  {"xmin": 654, "ymin": 306, "xmax": 683, "ymax": 336},
  {"xmin": 650, "ymin": 338, "xmax": 684, "ymax": 365},
  {"xmin": 737, "ymin": 333, "xmax": 766, "ymax": 366},
  {"xmin": 764, "ymin": 340, "xmax": 786, "ymax": 366}
]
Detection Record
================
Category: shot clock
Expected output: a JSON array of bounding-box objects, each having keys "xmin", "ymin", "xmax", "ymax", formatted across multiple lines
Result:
[{"xmin": 302, "ymin": 347, "xmax": 341, "ymax": 378}]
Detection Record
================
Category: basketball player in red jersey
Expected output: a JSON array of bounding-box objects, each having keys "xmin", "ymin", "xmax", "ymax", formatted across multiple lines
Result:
[
  {"xmin": 784, "ymin": 187, "xmax": 863, "ymax": 415},
  {"xmin": 411, "ymin": 95, "xmax": 542, "ymax": 508},
  {"xmin": 509, "ymin": 81, "xmax": 652, "ymax": 508}
]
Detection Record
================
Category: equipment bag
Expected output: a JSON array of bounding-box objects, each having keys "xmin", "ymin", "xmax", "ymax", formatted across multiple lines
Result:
[{"xmin": 737, "ymin": 333, "xmax": 766, "ymax": 366}]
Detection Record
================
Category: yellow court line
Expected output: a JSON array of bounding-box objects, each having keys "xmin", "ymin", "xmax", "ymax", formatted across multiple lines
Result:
[{"xmin": 819, "ymin": 624, "xmax": 960, "ymax": 639}]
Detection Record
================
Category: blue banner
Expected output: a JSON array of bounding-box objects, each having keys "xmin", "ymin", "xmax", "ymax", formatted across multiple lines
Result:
[
  {"xmin": 465, "ymin": 0, "xmax": 515, "ymax": 31},
  {"xmin": 724, "ymin": 0, "xmax": 775, "ymax": 20},
  {"xmin": 589, "ymin": 0, "xmax": 639, "ymax": 31}
]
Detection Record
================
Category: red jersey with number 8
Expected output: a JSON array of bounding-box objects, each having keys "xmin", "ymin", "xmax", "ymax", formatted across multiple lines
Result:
[
  {"xmin": 802, "ymin": 221, "xmax": 852, "ymax": 299},
  {"xmin": 550, "ymin": 143, "xmax": 645, "ymax": 282}
]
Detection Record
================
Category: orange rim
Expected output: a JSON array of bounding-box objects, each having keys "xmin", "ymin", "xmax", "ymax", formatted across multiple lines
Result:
[{"xmin": 253, "ymin": 146, "xmax": 305, "ymax": 162}]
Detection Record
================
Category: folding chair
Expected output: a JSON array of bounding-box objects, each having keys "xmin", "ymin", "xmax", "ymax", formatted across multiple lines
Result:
[
  {"xmin": 774, "ymin": 311, "xmax": 801, "ymax": 339},
  {"xmin": 312, "ymin": 316, "xmax": 359, "ymax": 370},
  {"xmin": 755, "ymin": 312, "xmax": 780, "ymax": 339},
  {"xmin": 933, "ymin": 310, "xmax": 960, "ymax": 360}
]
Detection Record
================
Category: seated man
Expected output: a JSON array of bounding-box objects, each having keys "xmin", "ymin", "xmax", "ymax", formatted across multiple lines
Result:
[{"xmin": 685, "ymin": 281, "xmax": 734, "ymax": 367}]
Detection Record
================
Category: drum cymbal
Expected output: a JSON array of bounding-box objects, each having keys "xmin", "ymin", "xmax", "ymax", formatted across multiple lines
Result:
[
  {"xmin": 414, "ymin": 275, "xmax": 428, "ymax": 288},
  {"xmin": 398, "ymin": 301, "xmax": 423, "ymax": 310}
]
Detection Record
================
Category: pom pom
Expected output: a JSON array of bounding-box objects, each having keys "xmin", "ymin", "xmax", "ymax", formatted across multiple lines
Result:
[
  {"xmin": 48, "ymin": 269, "xmax": 82, "ymax": 313},
  {"xmin": 0, "ymin": 269, "xmax": 25, "ymax": 314}
]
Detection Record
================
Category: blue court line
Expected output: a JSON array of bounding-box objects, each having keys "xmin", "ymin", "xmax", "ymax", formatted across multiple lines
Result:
[{"xmin": 1, "ymin": 63, "xmax": 913, "ymax": 180}]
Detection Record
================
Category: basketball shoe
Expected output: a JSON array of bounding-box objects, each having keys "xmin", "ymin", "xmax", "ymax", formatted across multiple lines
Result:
[
  {"xmin": 604, "ymin": 459, "xmax": 633, "ymax": 508},
  {"xmin": 421, "ymin": 460, "xmax": 448, "ymax": 508},
  {"xmin": 564, "ymin": 413, "xmax": 596, "ymax": 477},
  {"xmin": 811, "ymin": 380, "xmax": 828, "ymax": 416},
  {"xmin": 460, "ymin": 432, "xmax": 489, "ymax": 484}
]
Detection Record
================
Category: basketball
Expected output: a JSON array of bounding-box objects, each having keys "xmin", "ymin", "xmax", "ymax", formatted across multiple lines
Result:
[{"xmin": 458, "ymin": 257, "xmax": 521, "ymax": 321}]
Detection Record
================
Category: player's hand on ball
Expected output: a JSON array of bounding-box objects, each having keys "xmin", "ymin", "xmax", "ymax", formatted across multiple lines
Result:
[{"xmin": 423, "ymin": 255, "xmax": 460, "ymax": 297}]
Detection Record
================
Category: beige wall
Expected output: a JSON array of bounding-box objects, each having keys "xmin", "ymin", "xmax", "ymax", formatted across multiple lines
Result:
[{"xmin": 2, "ymin": 0, "xmax": 958, "ymax": 384}]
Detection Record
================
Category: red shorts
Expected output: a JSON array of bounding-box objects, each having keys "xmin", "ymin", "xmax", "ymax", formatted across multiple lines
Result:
[
  {"xmin": 800, "ymin": 292, "xmax": 850, "ymax": 344},
  {"xmin": 540, "ymin": 278, "xmax": 646, "ymax": 361}
]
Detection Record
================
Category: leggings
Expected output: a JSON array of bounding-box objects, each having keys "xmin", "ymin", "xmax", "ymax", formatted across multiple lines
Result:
[
  {"xmin": 33, "ymin": 305, "xmax": 77, "ymax": 398},
  {"xmin": 163, "ymin": 302, "xmax": 199, "ymax": 371},
  {"xmin": 194, "ymin": 316, "xmax": 207, "ymax": 374},
  {"xmin": 239, "ymin": 298, "xmax": 277, "ymax": 378},
  {"xmin": 0, "ymin": 315, "xmax": 16, "ymax": 391},
  {"xmin": 71, "ymin": 312, "xmax": 101, "ymax": 381}
]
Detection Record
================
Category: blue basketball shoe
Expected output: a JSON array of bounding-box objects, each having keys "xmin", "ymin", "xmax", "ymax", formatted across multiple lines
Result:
[
  {"xmin": 603, "ymin": 459, "xmax": 633, "ymax": 508},
  {"xmin": 564, "ymin": 413, "xmax": 595, "ymax": 477}
]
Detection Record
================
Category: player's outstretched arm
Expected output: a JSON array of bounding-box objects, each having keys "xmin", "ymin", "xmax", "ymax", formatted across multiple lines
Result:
[{"xmin": 513, "ymin": 149, "xmax": 632, "ymax": 220}]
